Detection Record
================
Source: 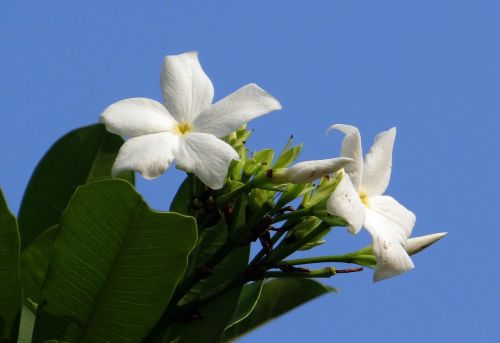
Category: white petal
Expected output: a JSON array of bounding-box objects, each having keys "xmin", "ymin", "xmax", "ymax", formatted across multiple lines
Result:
[
  {"xmin": 160, "ymin": 51, "xmax": 214, "ymax": 123},
  {"xmin": 193, "ymin": 83, "xmax": 281, "ymax": 138},
  {"xmin": 100, "ymin": 98, "xmax": 177, "ymax": 137},
  {"xmin": 364, "ymin": 208, "xmax": 414, "ymax": 282},
  {"xmin": 326, "ymin": 172, "xmax": 365, "ymax": 233},
  {"xmin": 361, "ymin": 127, "xmax": 396, "ymax": 196},
  {"xmin": 405, "ymin": 232, "xmax": 447, "ymax": 256},
  {"xmin": 369, "ymin": 195, "xmax": 415, "ymax": 239},
  {"xmin": 283, "ymin": 157, "xmax": 352, "ymax": 184},
  {"xmin": 327, "ymin": 124, "xmax": 363, "ymax": 189},
  {"xmin": 175, "ymin": 132, "xmax": 239, "ymax": 190},
  {"xmin": 112, "ymin": 133, "xmax": 179, "ymax": 179}
]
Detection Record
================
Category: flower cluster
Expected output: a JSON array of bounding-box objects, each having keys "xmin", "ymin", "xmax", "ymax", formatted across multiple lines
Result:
[{"xmin": 101, "ymin": 51, "xmax": 445, "ymax": 282}]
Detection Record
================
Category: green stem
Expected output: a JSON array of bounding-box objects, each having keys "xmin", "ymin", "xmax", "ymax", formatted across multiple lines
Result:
[
  {"xmin": 276, "ymin": 254, "xmax": 376, "ymax": 267},
  {"xmin": 249, "ymin": 227, "xmax": 287, "ymax": 265},
  {"xmin": 260, "ymin": 222, "xmax": 331, "ymax": 266},
  {"xmin": 271, "ymin": 207, "xmax": 313, "ymax": 223},
  {"xmin": 263, "ymin": 267, "xmax": 337, "ymax": 278},
  {"xmin": 241, "ymin": 202, "xmax": 273, "ymax": 235},
  {"xmin": 216, "ymin": 170, "xmax": 291, "ymax": 206},
  {"xmin": 216, "ymin": 183, "xmax": 252, "ymax": 206}
]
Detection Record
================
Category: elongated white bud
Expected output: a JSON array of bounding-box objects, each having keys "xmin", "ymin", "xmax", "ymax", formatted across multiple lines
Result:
[
  {"xmin": 270, "ymin": 157, "xmax": 352, "ymax": 184},
  {"xmin": 405, "ymin": 232, "xmax": 447, "ymax": 255}
]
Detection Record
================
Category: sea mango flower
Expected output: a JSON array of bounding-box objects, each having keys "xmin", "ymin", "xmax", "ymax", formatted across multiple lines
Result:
[
  {"xmin": 327, "ymin": 124, "xmax": 416, "ymax": 281},
  {"xmin": 100, "ymin": 51, "xmax": 281, "ymax": 189}
]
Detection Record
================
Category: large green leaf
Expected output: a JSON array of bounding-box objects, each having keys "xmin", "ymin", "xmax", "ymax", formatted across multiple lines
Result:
[
  {"xmin": 162, "ymin": 222, "xmax": 250, "ymax": 342},
  {"xmin": 32, "ymin": 180, "xmax": 197, "ymax": 343},
  {"xmin": 222, "ymin": 279, "xmax": 335, "ymax": 342},
  {"xmin": 20, "ymin": 226, "xmax": 58, "ymax": 305},
  {"xmin": 0, "ymin": 190, "xmax": 22, "ymax": 342},
  {"xmin": 18, "ymin": 123, "xmax": 134, "ymax": 251},
  {"xmin": 225, "ymin": 281, "xmax": 264, "ymax": 330}
]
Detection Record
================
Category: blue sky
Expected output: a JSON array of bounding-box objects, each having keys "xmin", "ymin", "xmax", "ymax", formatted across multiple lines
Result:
[{"xmin": 1, "ymin": 1, "xmax": 499, "ymax": 342}]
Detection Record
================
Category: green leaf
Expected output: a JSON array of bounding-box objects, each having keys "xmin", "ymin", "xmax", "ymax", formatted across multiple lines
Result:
[
  {"xmin": 0, "ymin": 189, "xmax": 22, "ymax": 342},
  {"xmin": 20, "ymin": 226, "xmax": 58, "ymax": 305},
  {"xmin": 222, "ymin": 279, "xmax": 335, "ymax": 342},
  {"xmin": 225, "ymin": 281, "xmax": 264, "ymax": 330},
  {"xmin": 18, "ymin": 123, "xmax": 134, "ymax": 251},
  {"xmin": 163, "ymin": 248, "xmax": 249, "ymax": 343},
  {"xmin": 162, "ymin": 221, "xmax": 249, "ymax": 342},
  {"xmin": 32, "ymin": 180, "xmax": 197, "ymax": 343}
]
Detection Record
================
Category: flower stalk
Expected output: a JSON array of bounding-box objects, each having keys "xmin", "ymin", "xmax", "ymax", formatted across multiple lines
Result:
[
  {"xmin": 276, "ymin": 254, "xmax": 377, "ymax": 268},
  {"xmin": 263, "ymin": 266, "xmax": 364, "ymax": 279}
]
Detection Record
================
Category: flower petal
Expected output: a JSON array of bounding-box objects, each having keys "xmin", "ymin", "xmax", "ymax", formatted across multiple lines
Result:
[
  {"xmin": 327, "ymin": 124, "xmax": 363, "ymax": 189},
  {"xmin": 405, "ymin": 232, "xmax": 447, "ymax": 256},
  {"xmin": 160, "ymin": 51, "xmax": 214, "ymax": 123},
  {"xmin": 100, "ymin": 98, "xmax": 177, "ymax": 137},
  {"xmin": 175, "ymin": 132, "xmax": 239, "ymax": 190},
  {"xmin": 369, "ymin": 195, "xmax": 415, "ymax": 238},
  {"xmin": 326, "ymin": 172, "xmax": 365, "ymax": 233},
  {"xmin": 193, "ymin": 83, "xmax": 281, "ymax": 137},
  {"xmin": 362, "ymin": 127, "xmax": 396, "ymax": 196},
  {"xmin": 364, "ymin": 207, "xmax": 414, "ymax": 282},
  {"xmin": 283, "ymin": 157, "xmax": 352, "ymax": 184},
  {"xmin": 112, "ymin": 132, "xmax": 179, "ymax": 179}
]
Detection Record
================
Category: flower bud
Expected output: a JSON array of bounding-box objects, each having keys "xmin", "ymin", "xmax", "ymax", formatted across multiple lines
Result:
[
  {"xmin": 404, "ymin": 232, "xmax": 447, "ymax": 255},
  {"xmin": 269, "ymin": 157, "xmax": 352, "ymax": 184}
]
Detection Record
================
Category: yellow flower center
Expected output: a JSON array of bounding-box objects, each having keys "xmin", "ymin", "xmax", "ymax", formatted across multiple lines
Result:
[
  {"xmin": 359, "ymin": 191, "xmax": 369, "ymax": 206},
  {"xmin": 175, "ymin": 122, "xmax": 192, "ymax": 136}
]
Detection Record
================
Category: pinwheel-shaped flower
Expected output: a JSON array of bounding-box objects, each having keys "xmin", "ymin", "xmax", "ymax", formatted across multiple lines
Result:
[
  {"xmin": 327, "ymin": 124, "xmax": 416, "ymax": 281},
  {"xmin": 100, "ymin": 52, "xmax": 281, "ymax": 189}
]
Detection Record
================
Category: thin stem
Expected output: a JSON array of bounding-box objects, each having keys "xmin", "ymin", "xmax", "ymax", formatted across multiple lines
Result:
[
  {"xmin": 216, "ymin": 183, "xmax": 252, "ymax": 206},
  {"xmin": 271, "ymin": 207, "xmax": 313, "ymax": 223},
  {"xmin": 276, "ymin": 254, "xmax": 376, "ymax": 267},
  {"xmin": 249, "ymin": 229, "xmax": 286, "ymax": 265},
  {"xmin": 264, "ymin": 267, "xmax": 364, "ymax": 279},
  {"xmin": 240, "ymin": 202, "xmax": 273, "ymax": 236},
  {"xmin": 260, "ymin": 222, "xmax": 331, "ymax": 267}
]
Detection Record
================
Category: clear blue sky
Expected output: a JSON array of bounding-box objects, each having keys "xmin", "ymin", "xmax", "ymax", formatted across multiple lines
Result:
[{"xmin": 1, "ymin": 1, "xmax": 499, "ymax": 342}]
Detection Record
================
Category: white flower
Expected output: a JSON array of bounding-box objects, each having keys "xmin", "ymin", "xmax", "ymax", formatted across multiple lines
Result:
[
  {"xmin": 326, "ymin": 124, "xmax": 416, "ymax": 282},
  {"xmin": 405, "ymin": 232, "xmax": 447, "ymax": 255},
  {"xmin": 100, "ymin": 51, "xmax": 281, "ymax": 190},
  {"xmin": 270, "ymin": 157, "xmax": 352, "ymax": 184}
]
